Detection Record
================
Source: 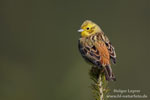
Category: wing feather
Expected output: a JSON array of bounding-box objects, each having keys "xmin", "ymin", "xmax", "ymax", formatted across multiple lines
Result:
[
  {"xmin": 102, "ymin": 34, "xmax": 116, "ymax": 64},
  {"xmin": 78, "ymin": 39, "xmax": 101, "ymax": 67}
]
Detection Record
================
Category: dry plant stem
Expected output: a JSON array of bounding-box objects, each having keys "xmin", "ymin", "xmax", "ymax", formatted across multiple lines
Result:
[
  {"xmin": 98, "ymin": 74, "xmax": 104, "ymax": 100},
  {"xmin": 89, "ymin": 66, "xmax": 108, "ymax": 100}
]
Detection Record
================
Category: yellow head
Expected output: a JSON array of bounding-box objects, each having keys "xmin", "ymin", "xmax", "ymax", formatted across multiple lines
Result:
[{"xmin": 78, "ymin": 20, "xmax": 102, "ymax": 37}]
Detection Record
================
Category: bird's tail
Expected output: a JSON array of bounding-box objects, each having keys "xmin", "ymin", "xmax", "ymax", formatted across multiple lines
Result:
[{"xmin": 104, "ymin": 65, "xmax": 116, "ymax": 81}]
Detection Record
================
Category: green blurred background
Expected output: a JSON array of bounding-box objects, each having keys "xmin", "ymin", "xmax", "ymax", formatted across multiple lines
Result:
[{"xmin": 0, "ymin": 0, "xmax": 150, "ymax": 100}]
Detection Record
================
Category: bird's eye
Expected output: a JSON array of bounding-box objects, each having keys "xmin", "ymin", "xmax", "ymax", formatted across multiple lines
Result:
[{"xmin": 86, "ymin": 27, "xmax": 89, "ymax": 30}]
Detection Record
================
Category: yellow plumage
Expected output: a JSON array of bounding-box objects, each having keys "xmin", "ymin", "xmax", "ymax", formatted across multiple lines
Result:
[{"xmin": 78, "ymin": 20, "xmax": 102, "ymax": 37}]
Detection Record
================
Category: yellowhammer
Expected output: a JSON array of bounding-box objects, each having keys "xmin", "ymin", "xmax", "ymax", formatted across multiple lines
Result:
[{"xmin": 78, "ymin": 20, "xmax": 116, "ymax": 81}]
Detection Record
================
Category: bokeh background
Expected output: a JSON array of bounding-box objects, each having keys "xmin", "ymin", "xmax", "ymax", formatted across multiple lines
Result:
[{"xmin": 0, "ymin": 0, "xmax": 150, "ymax": 100}]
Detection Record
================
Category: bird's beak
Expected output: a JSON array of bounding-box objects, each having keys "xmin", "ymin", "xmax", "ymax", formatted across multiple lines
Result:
[{"xmin": 78, "ymin": 29, "xmax": 84, "ymax": 32}]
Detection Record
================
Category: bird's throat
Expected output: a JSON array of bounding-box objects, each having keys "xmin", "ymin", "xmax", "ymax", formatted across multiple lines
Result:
[{"xmin": 81, "ymin": 31, "xmax": 90, "ymax": 37}]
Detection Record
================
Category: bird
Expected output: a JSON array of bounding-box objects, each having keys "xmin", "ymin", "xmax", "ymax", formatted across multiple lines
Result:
[{"xmin": 78, "ymin": 20, "xmax": 116, "ymax": 81}]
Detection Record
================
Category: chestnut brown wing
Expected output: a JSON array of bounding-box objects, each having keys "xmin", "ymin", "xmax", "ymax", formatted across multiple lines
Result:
[{"xmin": 102, "ymin": 34, "xmax": 116, "ymax": 64}]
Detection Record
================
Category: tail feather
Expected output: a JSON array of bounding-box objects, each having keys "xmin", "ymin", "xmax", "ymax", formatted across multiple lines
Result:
[{"xmin": 104, "ymin": 65, "xmax": 116, "ymax": 81}]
